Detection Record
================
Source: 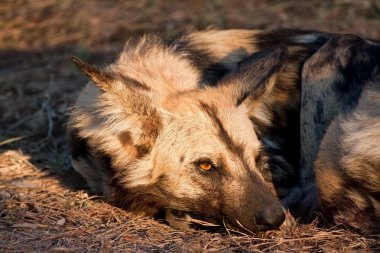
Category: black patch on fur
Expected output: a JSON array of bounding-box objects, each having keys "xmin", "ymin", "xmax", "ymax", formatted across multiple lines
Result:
[
  {"xmin": 67, "ymin": 127, "xmax": 113, "ymax": 177},
  {"xmin": 118, "ymin": 74, "xmax": 151, "ymax": 91},
  {"xmin": 307, "ymin": 34, "xmax": 380, "ymax": 113},
  {"xmin": 315, "ymin": 99, "xmax": 324, "ymax": 122},
  {"xmin": 251, "ymin": 99, "xmax": 301, "ymax": 174},
  {"xmin": 248, "ymin": 40, "xmax": 325, "ymax": 175},
  {"xmin": 199, "ymin": 102, "xmax": 245, "ymax": 159},
  {"xmin": 67, "ymin": 128, "xmax": 90, "ymax": 160},
  {"xmin": 333, "ymin": 36, "xmax": 380, "ymax": 111},
  {"xmin": 136, "ymin": 144, "xmax": 150, "ymax": 157},
  {"xmin": 214, "ymin": 46, "xmax": 288, "ymax": 107},
  {"xmin": 171, "ymin": 39, "xmax": 230, "ymax": 85},
  {"xmin": 254, "ymin": 28, "xmax": 330, "ymax": 50},
  {"xmin": 302, "ymin": 34, "xmax": 380, "ymax": 166},
  {"xmin": 313, "ymin": 99, "xmax": 326, "ymax": 140},
  {"xmin": 246, "ymin": 31, "xmax": 333, "ymax": 214}
]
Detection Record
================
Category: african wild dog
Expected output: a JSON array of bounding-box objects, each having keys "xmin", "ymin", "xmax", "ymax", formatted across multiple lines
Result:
[
  {"xmin": 68, "ymin": 34, "xmax": 292, "ymax": 233},
  {"xmin": 181, "ymin": 31, "xmax": 380, "ymax": 233},
  {"xmin": 301, "ymin": 35, "xmax": 380, "ymax": 234},
  {"xmin": 173, "ymin": 29, "xmax": 332, "ymax": 222},
  {"xmin": 68, "ymin": 29, "xmax": 380, "ymax": 233}
]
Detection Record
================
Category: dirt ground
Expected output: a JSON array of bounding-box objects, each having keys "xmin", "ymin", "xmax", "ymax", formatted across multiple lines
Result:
[{"xmin": 1, "ymin": 0, "xmax": 380, "ymax": 252}]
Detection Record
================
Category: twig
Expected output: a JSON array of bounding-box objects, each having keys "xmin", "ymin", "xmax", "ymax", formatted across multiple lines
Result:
[{"xmin": 0, "ymin": 136, "xmax": 27, "ymax": 147}]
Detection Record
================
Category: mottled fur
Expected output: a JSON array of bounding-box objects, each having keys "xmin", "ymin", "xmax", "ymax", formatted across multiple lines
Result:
[
  {"xmin": 68, "ymin": 33, "xmax": 295, "ymax": 233},
  {"xmin": 68, "ymin": 29, "xmax": 380, "ymax": 234},
  {"xmin": 174, "ymin": 29, "xmax": 330, "ymax": 214},
  {"xmin": 302, "ymin": 35, "xmax": 380, "ymax": 234}
]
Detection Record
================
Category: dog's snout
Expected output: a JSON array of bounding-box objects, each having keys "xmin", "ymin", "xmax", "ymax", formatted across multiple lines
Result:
[{"xmin": 255, "ymin": 203, "xmax": 285, "ymax": 230}]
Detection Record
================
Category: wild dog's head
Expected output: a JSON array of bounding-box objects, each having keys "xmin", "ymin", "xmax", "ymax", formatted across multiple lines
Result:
[{"xmin": 70, "ymin": 37, "xmax": 288, "ymax": 233}]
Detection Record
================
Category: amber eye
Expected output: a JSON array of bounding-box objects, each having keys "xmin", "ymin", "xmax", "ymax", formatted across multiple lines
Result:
[{"xmin": 196, "ymin": 160, "xmax": 213, "ymax": 171}]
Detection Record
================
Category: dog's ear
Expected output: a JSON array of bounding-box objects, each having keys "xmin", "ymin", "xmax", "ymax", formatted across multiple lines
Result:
[
  {"xmin": 72, "ymin": 56, "xmax": 149, "ymax": 92},
  {"xmin": 71, "ymin": 56, "xmax": 116, "ymax": 91},
  {"xmin": 70, "ymin": 56, "xmax": 162, "ymax": 181},
  {"xmin": 214, "ymin": 46, "xmax": 288, "ymax": 106}
]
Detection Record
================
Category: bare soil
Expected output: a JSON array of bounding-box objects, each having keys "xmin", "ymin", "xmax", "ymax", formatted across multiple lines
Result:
[{"xmin": 1, "ymin": 0, "xmax": 379, "ymax": 252}]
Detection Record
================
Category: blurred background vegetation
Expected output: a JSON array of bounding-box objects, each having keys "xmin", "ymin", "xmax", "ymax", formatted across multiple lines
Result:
[{"xmin": 1, "ymin": 0, "xmax": 380, "ymax": 51}]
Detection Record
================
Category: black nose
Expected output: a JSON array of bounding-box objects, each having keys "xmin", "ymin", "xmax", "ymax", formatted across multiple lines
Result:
[{"xmin": 255, "ymin": 204, "xmax": 285, "ymax": 230}]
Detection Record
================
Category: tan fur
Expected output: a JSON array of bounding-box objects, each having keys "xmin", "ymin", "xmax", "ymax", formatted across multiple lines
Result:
[
  {"xmin": 184, "ymin": 29, "xmax": 260, "ymax": 69},
  {"xmin": 69, "ymin": 32, "xmax": 288, "ymax": 233},
  {"xmin": 113, "ymin": 35, "xmax": 201, "ymax": 96},
  {"xmin": 315, "ymin": 154, "xmax": 344, "ymax": 201},
  {"xmin": 315, "ymin": 80, "xmax": 380, "ymax": 233},
  {"xmin": 69, "ymin": 29, "xmax": 380, "ymax": 234}
]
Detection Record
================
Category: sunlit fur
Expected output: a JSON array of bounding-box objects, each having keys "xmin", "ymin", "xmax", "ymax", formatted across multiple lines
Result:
[
  {"xmin": 174, "ymin": 29, "xmax": 331, "ymax": 218},
  {"xmin": 183, "ymin": 31, "xmax": 380, "ymax": 233},
  {"xmin": 68, "ymin": 29, "xmax": 380, "ymax": 234},
  {"xmin": 68, "ymin": 33, "xmax": 291, "ymax": 233}
]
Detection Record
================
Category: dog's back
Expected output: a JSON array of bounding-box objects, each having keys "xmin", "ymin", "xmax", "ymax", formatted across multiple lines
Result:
[{"xmin": 303, "ymin": 35, "xmax": 380, "ymax": 234}]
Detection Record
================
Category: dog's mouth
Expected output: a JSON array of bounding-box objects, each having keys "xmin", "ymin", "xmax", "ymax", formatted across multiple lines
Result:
[
  {"xmin": 164, "ymin": 209, "xmax": 270, "ymax": 234},
  {"xmin": 164, "ymin": 209, "xmax": 222, "ymax": 232},
  {"xmin": 220, "ymin": 216, "xmax": 265, "ymax": 235}
]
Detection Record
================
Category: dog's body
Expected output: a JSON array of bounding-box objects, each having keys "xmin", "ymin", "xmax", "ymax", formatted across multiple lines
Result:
[
  {"xmin": 302, "ymin": 35, "xmax": 380, "ymax": 233},
  {"xmin": 68, "ymin": 29, "xmax": 380, "ymax": 233}
]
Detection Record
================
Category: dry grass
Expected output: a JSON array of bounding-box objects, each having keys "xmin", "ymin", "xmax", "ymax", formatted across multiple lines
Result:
[
  {"xmin": 1, "ymin": 150, "xmax": 378, "ymax": 252},
  {"xmin": 1, "ymin": 0, "xmax": 379, "ymax": 252}
]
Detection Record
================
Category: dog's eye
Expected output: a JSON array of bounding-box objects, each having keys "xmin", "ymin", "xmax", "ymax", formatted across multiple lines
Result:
[{"xmin": 196, "ymin": 160, "xmax": 214, "ymax": 171}]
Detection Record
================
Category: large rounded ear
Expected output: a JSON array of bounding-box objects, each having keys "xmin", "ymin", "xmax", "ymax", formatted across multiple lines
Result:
[
  {"xmin": 70, "ymin": 56, "xmax": 162, "ymax": 185},
  {"xmin": 215, "ymin": 46, "xmax": 288, "ymax": 106}
]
